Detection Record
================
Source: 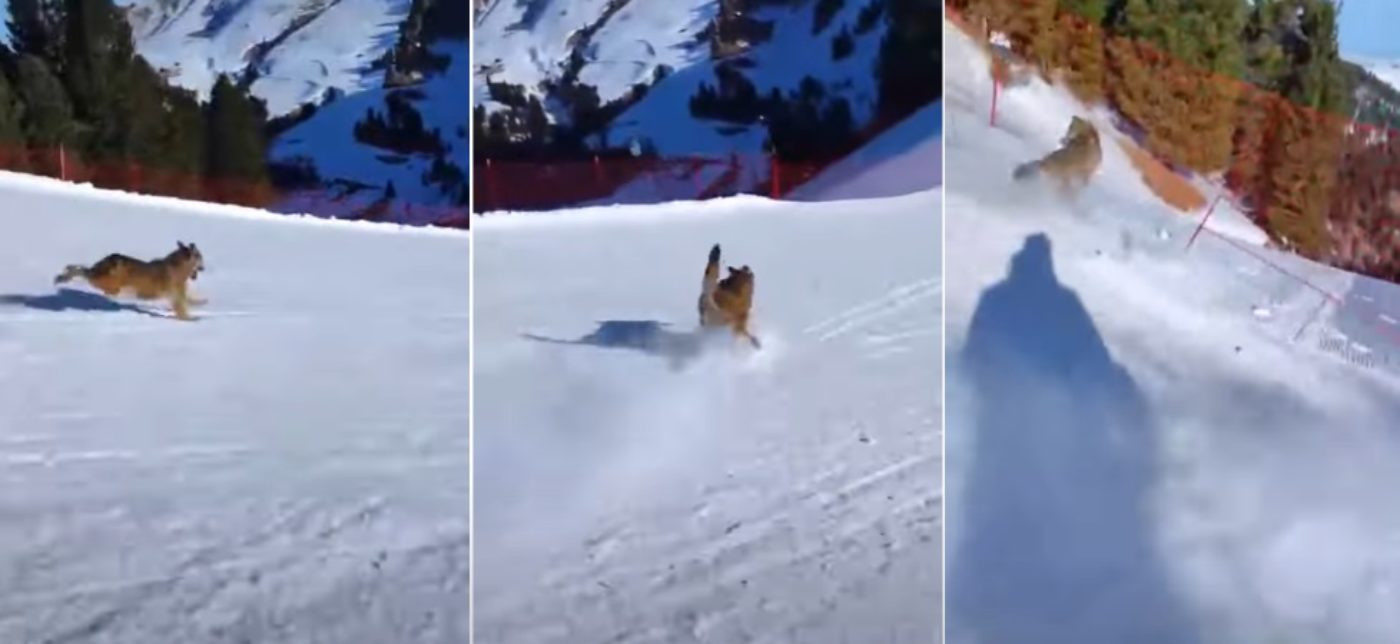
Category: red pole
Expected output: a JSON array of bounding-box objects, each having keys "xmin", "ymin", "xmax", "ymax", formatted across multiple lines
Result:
[
  {"xmin": 770, "ymin": 155, "xmax": 780, "ymax": 198},
  {"xmin": 592, "ymin": 155, "xmax": 604, "ymax": 192},
  {"xmin": 59, "ymin": 144, "xmax": 67, "ymax": 181},
  {"xmin": 485, "ymin": 158, "xmax": 498, "ymax": 212},
  {"xmin": 990, "ymin": 75, "xmax": 1000, "ymax": 128},
  {"xmin": 1187, "ymin": 194, "xmax": 1223, "ymax": 250}
]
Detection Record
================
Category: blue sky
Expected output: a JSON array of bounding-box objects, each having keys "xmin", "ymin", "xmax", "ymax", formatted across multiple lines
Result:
[{"xmin": 1338, "ymin": 0, "xmax": 1400, "ymax": 59}]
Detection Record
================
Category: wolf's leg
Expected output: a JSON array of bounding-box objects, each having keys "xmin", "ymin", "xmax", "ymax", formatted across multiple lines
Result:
[
  {"xmin": 53, "ymin": 264, "xmax": 87, "ymax": 285},
  {"xmin": 171, "ymin": 287, "xmax": 194, "ymax": 321},
  {"xmin": 187, "ymin": 292, "xmax": 209, "ymax": 307}
]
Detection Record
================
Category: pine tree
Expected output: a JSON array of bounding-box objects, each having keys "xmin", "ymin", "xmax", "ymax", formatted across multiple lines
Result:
[
  {"xmin": 1105, "ymin": 0, "xmax": 1245, "ymax": 173},
  {"xmin": 875, "ymin": 0, "xmax": 941, "ymax": 120},
  {"xmin": 14, "ymin": 54, "xmax": 73, "ymax": 149},
  {"xmin": 0, "ymin": 69, "xmax": 28, "ymax": 170},
  {"xmin": 8, "ymin": 0, "xmax": 66, "ymax": 64},
  {"xmin": 1048, "ymin": 0, "xmax": 1107, "ymax": 101},
  {"xmin": 204, "ymin": 74, "xmax": 270, "ymax": 204}
]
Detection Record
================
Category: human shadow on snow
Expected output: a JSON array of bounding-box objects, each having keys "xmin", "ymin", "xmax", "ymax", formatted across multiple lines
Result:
[
  {"xmin": 523, "ymin": 320, "xmax": 712, "ymax": 370},
  {"xmin": 950, "ymin": 233, "xmax": 1197, "ymax": 644},
  {"xmin": 0, "ymin": 288, "xmax": 162, "ymax": 318}
]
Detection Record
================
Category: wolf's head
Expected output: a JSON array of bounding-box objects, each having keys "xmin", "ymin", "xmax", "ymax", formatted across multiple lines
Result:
[
  {"xmin": 1061, "ymin": 115, "xmax": 1098, "ymax": 148},
  {"xmin": 720, "ymin": 265, "xmax": 755, "ymax": 301},
  {"xmin": 173, "ymin": 241, "xmax": 204, "ymax": 280}
]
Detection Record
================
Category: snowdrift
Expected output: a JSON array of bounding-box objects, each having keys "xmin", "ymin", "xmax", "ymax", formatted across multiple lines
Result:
[
  {"xmin": 945, "ymin": 18, "xmax": 1400, "ymax": 644},
  {"xmin": 0, "ymin": 171, "xmax": 470, "ymax": 643},
  {"xmin": 473, "ymin": 190, "xmax": 942, "ymax": 643}
]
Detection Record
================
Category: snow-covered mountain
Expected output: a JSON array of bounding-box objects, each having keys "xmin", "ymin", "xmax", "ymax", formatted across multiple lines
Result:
[
  {"xmin": 122, "ymin": 0, "xmax": 410, "ymax": 118},
  {"xmin": 118, "ymin": 0, "xmax": 468, "ymax": 217},
  {"xmin": 1350, "ymin": 55, "xmax": 1400, "ymax": 95},
  {"xmin": 473, "ymin": 0, "xmax": 924, "ymax": 200}
]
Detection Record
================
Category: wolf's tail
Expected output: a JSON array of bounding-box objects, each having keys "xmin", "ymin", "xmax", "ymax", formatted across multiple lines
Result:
[
  {"xmin": 703, "ymin": 244, "xmax": 721, "ymax": 292},
  {"xmin": 1012, "ymin": 160, "xmax": 1039, "ymax": 181},
  {"xmin": 54, "ymin": 264, "xmax": 88, "ymax": 285}
]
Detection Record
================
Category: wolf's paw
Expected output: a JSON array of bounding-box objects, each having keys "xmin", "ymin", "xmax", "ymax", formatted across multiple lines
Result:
[{"xmin": 709, "ymin": 244, "xmax": 721, "ymax": 263}]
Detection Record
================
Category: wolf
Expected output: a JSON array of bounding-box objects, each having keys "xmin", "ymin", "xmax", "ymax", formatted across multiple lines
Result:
[
  {"xmin": 698, "ymin": 243, "xmax": 761, "ymax": 349},
  {"xmin": 1012, "ymin": 115, "xmax": 1102, "ymax": 195},
  {"xmin": 54, "ymin": 241, "xmax": 207, "ymax": 321}
]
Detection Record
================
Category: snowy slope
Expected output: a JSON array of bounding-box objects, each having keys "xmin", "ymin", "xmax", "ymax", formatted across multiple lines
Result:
[
  {"xmin": 474, "ymin": 0, "xmax": 716, "ymax": 111},
  {"xmin": 787, "ymin": 100, "xmax": 944, "ymax": 201},
  {"xmin": 124, "ymin": 0, "xmax": 409, "ymax": 117},
  {"xmin": 607, "ymin": 0, "xmax": 887, "ymax": 159},
  {"xmin": 474, "ymin": 0, "xmax": 891, "ymax": 158},
  {"xmin": 1349, "ymin": 55, "xmax": 1400, "ymax": 95},
  {"xmin": 473, "ymin": 191, "xmax": 942, "ymax": 643},
  {"xmin": 0, "ymin": 172, "xmax": 470, "ymax": 643},
  {"xmin": 945, "ymin": 19, "xmax": 1400, "ymax": 644},
  {"xmin": 271, "ymin": 39, "xmax": 469, "ymax": 210}
]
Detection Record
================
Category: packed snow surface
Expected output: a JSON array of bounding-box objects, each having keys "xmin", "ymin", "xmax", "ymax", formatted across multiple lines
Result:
[
  {"xmin": 473, "ymin": 190, "xmax": 942, "ymax": 643},
  {"xmin": 945, "ymin": 19, "xmax": 1400, "ymax": 644},
  {"xmin": 0, "ymin": 171, "xmax": 470, "ymax": 643}
]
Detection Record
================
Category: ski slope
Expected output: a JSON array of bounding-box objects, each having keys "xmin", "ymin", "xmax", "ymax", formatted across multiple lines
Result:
[
  {"xmin": 0, "ymin": 172, "xmax": 470, "ymax": 643},
  {"xmin": 472, "ymin": 191, "xmax": 942, "ymax": 643},
  {"xmin": 945, "ymin": 20, "xmax": 1400, "ymax": 644},
  {"xmin": 787, "ymin": 101, "xmax": 945, "ymax": 202}
]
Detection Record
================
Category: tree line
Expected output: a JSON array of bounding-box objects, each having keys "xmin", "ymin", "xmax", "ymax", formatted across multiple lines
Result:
[{"xmin": 0, "ymin": 0, "xmax": 272, "ymax": 205}]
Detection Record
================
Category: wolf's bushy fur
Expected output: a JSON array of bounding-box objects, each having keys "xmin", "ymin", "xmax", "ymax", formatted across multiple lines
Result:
[
  {"xmin": 697, "ymin": 243, "xmax": 760, "ymax": 349},
  {"xmin": 54, "ymin": 241, "xmax": 207, "ymax": 320},
  {"xmin": 1012, "ymin": 116, "xmax": 1102, "ymax": 196}
]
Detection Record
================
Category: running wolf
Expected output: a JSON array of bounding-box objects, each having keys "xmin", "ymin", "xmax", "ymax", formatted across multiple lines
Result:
[
  {"xmin": 1012, "ymin": 115, "xmax": 1102, "ymax": 195},
  {"xmin": 698, "ymin": 243, "xmax": 761, "ymax": 349},
  {"xmin": 54, "ymin": 241, "xmax": 207, "ymax": 321}
]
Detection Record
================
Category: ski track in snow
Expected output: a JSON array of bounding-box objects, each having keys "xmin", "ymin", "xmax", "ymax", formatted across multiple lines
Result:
[
  {"xmin": 473, "ymin": 190, "xmax": 942, "ymax": 643},
  {"xmin": 0, "ymin": 172, "xmax": 471, "ymax": 643},
  {"xmin": 945, "ymin": 19, "xmax": 1400, "ymax": 644}
]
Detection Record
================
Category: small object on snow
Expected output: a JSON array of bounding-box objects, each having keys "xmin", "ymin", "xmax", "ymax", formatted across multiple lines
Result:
[
  {"xmin": 1251, "ymin": 305, "xmax": 1273, "ymax": 320},
  {"xmin": 1157, "ymin": 228, "xmax": 1172, "ymax": 241},
  {"xmin": 1235, "ymin": 346, "xmax": 1242, "ymax": 353},
  {"xmin": 858, "ymin": 433, "xmax": 870, "ymax": 444}
]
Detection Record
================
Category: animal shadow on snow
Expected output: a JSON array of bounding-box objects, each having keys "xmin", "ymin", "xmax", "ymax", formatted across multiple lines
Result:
[
  {"xmin": 523, "ymin": 320, "xmax": 709, "ymax": 370},
  {"xmin": 950, "ymin": 233, "xmax": 1197, "ymax": 644},
  {"xmin": 0, "ymin": 288, "xmax": 162, "ymax": 318}
]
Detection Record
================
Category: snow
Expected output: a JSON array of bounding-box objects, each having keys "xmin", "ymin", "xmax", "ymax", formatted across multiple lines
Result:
[
  {"xmin": 474, "ymin": 0, "xmax": 890, "ymax": 161},
  {"xmin": 945, "ymin": 19, "xmax": 1400, "ymax": 644},
  {"xmin": 124, "ymin": 0, "xmax": 409, "ymax": 117},
  {"xmin": 472, "ymin": 190, "xmax": 942, "ymax": 643},
  {"xmin": 473, "ymin": 0, "xmax": 715, "ymax": 109},
  {"xmin": 0, "ymin": 171, "xmax": 470, "ymax": 642},
  {"xmin": 787, "ymin": 100, "xmax": 944, "ymax": 202},
  {"xmin": 1349, "ymin": 54, "xmax": 1400, "ymax": 96},
  {"xmin": 608, "ymin": 0, "xmax": 888, "ymax": 159},
  {"xmin": 270, "ymin": 40, "xmax": 470, "ymax": 210}
]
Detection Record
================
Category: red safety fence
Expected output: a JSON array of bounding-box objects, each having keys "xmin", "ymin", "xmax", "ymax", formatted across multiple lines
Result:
[
  {"xmin": 0, "ymin": 144, "xmax": 470, "ymax": 230},
  {"xmin": 472, "ymin": 152, "xmax": 832, "ymax": 213},
  {"xmin": 471, "ymin": 99, "xmax": 927, "ymax": 215},
  {"xmin": 947, "ymin": 2, "xmax": 1400, "ymax": 362}
]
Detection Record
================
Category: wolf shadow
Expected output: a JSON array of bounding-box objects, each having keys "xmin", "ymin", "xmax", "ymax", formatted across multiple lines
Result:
[
  {"xmin": 523, "ymin": 320, "xmax": 713, "ymax": 370},
  {"xmin": 949, "ymin": 233, "xmax": 1197, "ymax": 644},
  {"xmin": 0, "ymin": 288, "xmax": 162, "ymax": 318}
]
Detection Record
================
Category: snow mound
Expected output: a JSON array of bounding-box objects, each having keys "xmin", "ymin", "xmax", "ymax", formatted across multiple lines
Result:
[{"xmin": 473, "ymin": 190, "xmax": 942, "ymax": 642}]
